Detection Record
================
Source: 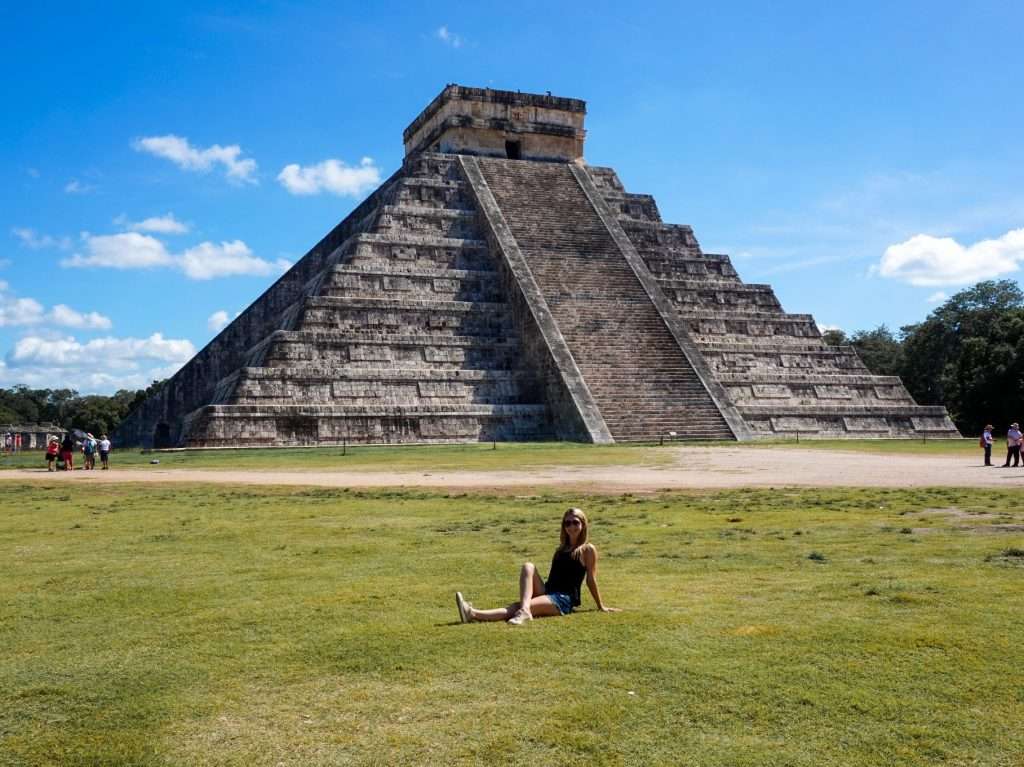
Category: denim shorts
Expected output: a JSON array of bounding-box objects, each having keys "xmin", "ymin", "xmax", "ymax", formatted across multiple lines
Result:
[{"xmin": 547, "ymin": 592, "xmax": 573, "ymax": 615}]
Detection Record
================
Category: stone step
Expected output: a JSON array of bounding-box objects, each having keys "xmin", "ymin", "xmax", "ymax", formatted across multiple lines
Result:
[
  {"xmin": 343, "ymin": 232, "xmax": 494, "ymax": 272},
  {"xmin": 620, "ymin": 219, "xmax": 702, "ymax": 250},
  {"xmin": 738, "ymin": 405, "xmax": 959, "ymax": 438},
  {"xmin": 183, "ymin": 402, "xmax": 554, "ymax": 447},
  {"xmin": 322, "ymin": 265, "xmax": 503, "ymax": 302},
  {"xmin": 392, "ymin": 176, "xmax": 473, "ymax": 211},
  {"xmin": 372, "ymin": 205, "xmax": 478, "ymax": 239},
  {"xmin": 717, "ymin": 372, "xmax": 904, "ymax": 386},
  {"xmin": 299, "ymin": 296, "xmax": 513, "ymax": 336},
  {"xmin": 231, "ymin": 367, "xmax": 537, "ymax": 406}
]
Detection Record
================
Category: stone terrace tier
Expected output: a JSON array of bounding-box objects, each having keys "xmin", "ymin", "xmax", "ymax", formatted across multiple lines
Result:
[{"xmin": 587, "ymin": 166, "xmax": 959, "ymax": 438}]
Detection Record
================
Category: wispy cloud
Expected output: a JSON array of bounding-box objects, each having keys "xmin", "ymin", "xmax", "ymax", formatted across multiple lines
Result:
[
  {"xmin": 436, "ymin": 25, "xmax": 463, "ymax": 48},
  {"xmin": 114, "ymin": 212, "xmax": 190, "ymax": 235},
  {"xmin": 277, "ymin": 157, "xmax": 381, "ymax": 197},
  {"xmin": 207, "ymin": 310, "xmax": 230, "ymax": 332},
  {"xmin": 61, "ymin": 232, "xmax": 289, "ymax": 281},
  {"xmin": 12, "ymin": 227, "xmax": 71, "ymax": 251},
  {"xmin": 133, "ymin": 134, "xmax": 258, "ymax": 184},
  {"xmin": 0, "ymin": 281, "xmax": 111, "ymax": 329},
  {"xmin": 64, "ymin": 179, "xmax": 96, "ymax": 194},
  {"xmin": 874, "ymin": 228, "xmax": 1024, "ymax": 287},
  {"xmin": 926, "ymin": 291, "xmax": 948, "ymax": 304}
]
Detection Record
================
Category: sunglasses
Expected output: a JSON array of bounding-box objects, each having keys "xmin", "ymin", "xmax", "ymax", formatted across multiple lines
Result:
[{"xmin": 563, "ymin": 518, "xmax": 583, "ymax": 527}]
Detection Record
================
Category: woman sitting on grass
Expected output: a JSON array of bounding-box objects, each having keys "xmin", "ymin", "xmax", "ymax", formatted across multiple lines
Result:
[{"xmin": 455, "ymin": 507, "xmax": 618, "ymax": 625}]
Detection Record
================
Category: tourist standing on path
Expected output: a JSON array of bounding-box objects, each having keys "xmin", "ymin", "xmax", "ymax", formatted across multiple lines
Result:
[
  {"xmin": 45, "ymin": 437, "xmax": 59, "ymax": 471},
  {"xmin": 454, "ymin": 507, "xmax": 619, "ymax": 625},
  {"xmin": 1002, "ymin": 423, "xmax": 1022, "ymax": 467},
  {"xmin": 982, "ymin": 424, "xmax": 994, "ymax": 466},
  {"xmin": 60, "ymin": 432, "xmax": 75, "ymax": 471},
  {"xmin": 82, "ymin": 434, "xmax": 97, "ymax": 470},
  {"xmin": 98, "ymin": 435, "xmax": 111, "ymax": 470}
]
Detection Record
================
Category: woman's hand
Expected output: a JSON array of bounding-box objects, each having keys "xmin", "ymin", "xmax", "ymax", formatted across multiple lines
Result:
[{"xmin": 598, "ymin": 605, "xmax": 620, "ymax": 613}]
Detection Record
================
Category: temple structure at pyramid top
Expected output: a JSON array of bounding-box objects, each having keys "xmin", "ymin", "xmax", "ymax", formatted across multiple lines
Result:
[
  {"xmin": 403, "ymin": 85, "xmax": 587, "ymax": 162},
  {"xmin": 115, "ymin": 84, "xmax": 959, "ymax": 448}
]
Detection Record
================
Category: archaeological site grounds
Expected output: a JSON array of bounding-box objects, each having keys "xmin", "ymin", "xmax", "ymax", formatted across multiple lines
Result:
[{"xmin": 3, "ymin": 87, "xmax": 1021, "ymax": 766}]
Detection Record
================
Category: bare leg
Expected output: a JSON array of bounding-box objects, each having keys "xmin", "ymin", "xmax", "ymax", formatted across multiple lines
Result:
[
  {"xmin": 518, "ymin": 562, "xmax": 545, "ymax": 618},
  {"xmin": 469, "ymin": 603, "xmax": 518, "ymax": 622},
  {"xmin": 464, "ymin": 562, "xmax": 551, "ymax": 622}
]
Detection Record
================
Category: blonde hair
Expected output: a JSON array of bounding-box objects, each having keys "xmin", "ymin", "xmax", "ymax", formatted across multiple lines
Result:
[{"xmin": 559, "ymin": 507, "xmax": 590, "ymax": 562}]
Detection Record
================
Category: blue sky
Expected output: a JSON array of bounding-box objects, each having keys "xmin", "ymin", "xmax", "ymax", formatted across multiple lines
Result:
[{"xmin": 3, "ymin": 1, "xmax": 1022, "ymax": 393}]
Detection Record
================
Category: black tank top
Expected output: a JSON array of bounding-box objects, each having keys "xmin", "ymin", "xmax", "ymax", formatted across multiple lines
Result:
[{"xmin": 545, "ymin": 547, "xmax": 587, "ymax": 607}]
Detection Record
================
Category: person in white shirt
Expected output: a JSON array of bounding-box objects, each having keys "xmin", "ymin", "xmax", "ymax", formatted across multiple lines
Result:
[
  {"xmin": 1002, "ymin": 423, "xmax": 1022, "ymax": 467},
  {"xmin": 98, "ymin": 435, "xmax": 112, "ymax": 470},
  {"xmin": 982, "ymin": 424, "xmax": 994, "ymax": 466}
]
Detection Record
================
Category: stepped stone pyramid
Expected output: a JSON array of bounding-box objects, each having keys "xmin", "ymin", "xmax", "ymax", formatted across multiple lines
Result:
[{"xmin": 116, "ymin": 85, "xmax": 959, "ymax": 447}]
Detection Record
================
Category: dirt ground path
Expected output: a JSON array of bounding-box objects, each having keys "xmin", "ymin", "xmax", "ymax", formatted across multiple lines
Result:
[{"xmin": 2, "ymin": 447, "xmax": 1020, "ymax": 491}]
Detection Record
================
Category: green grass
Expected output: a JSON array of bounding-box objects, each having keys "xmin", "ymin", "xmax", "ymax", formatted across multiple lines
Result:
[
  {"xmin": 0, "ymin": 441, "xmax": 674, "ymax": 473},
  {"xmin": 0, "ymin": 438, "xmax": 981, "ymax": 475},
  {"xmin": 2, "ymin": 484, "xmax": 1022, "ymax": 765}
]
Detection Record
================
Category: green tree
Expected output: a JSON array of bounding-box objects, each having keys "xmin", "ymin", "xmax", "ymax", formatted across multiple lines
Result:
[
  {"xmin": 899, "ymin": 280, "xmax": 1024, "ymax": 432},
  {"xmin": 849, "ymin": 325, "xmax": 904, "ymax": 377},
  {"xmin": 821, "ymin": 328, "xmax": 848, "ymax": 346}
]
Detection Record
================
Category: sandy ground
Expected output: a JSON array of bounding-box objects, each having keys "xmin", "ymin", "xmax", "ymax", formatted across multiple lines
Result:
[{"xmin": 1, "ymin": 447, "xmax": 1021, "ymax": 492}]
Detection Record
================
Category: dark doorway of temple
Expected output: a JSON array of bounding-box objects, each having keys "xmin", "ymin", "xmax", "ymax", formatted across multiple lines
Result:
[
  {"xmin": 505, "ymin": 140, "xmax": 521, "ymax": 159},
  {"xmin": 153, "ymin": 423, "xmax": 172, "ymax": 449}
]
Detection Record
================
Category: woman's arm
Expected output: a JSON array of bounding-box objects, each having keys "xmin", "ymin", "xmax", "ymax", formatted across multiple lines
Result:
[{"xmin": 583, "ymin": 545, "xmax": 619, "ymax": 612}]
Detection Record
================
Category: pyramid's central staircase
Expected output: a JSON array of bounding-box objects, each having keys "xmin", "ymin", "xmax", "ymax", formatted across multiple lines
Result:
[
  {"xmin": 471, "ymin": 158, "xmax": 740, "ymax": 441},
  {"xmin": 115, "ymin": 84, "xmax": 959, "ymax": 447}
]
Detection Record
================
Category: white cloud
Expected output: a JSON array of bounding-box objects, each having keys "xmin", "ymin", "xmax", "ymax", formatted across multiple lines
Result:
[
  {"xmin": 876, "ymin": 228, "xmax": 1024, "ymax": 286},
  {"xmin": 0, "ymin": 282, "xmax": 111, "ymax": 330},
  {"xmin": 61, "ymin": 233, "xmax": 286, "ymax": 280},
  {"xmin": 2, "ymin": 333, "xmax": 195, "ymax": 394},
  {"xmin": 436, "ymin": 25, "xmax": 463, "ymax": 47},
  {"xmin": 180, "ymin": 240, "xmax": 290, "ymax": 280},
  {"xmin": 62, "ymin": 232, "xmax": 175, "ymax": 270},
  {"xmin": 12, "ymin": 227, "xmax": 71, "ymax": 250},
  {"xmin": 48, "ymin": 304, "xmax": 112, "ymax": 330},
  {"xmin": 10, "ymin": 333, "xmax": 195, "ymax": 369},
  {"xmin": 277, "ymin": 157, "xmax": 381, "ymax": 197},
  {"xmin": 926, "ymin": 291, "xmax": 948, "ymax": 304},
  {"xmin": 133, "ymin": 134, "xmax": 258, "ymax": 184},
  {"xmin": 115, "ymin": 212, "xmax": 190, "ymax": 234},
  {"xmin": 64, "ymin": 179, "xmax": 95, "ymax": 194},
  {"xmin": 817, "ymin": 323, "xmax": 843, "ymax": 334},
  {"xmin": 207, "ymin": 310, "xmax": 230, "ymax": 332}
]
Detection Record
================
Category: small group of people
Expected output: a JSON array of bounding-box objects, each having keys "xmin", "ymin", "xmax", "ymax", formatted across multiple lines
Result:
[
  {"xmin": 45, "ymin": 432, "xmax": 111, "ymax": 472},
  {"xmin": 980, "ymin": 423, "xmax": 1023, "ymax": 467},
  {"xmin": 3, "ymin": 432, "xmax": 24, "ymax": 453}
]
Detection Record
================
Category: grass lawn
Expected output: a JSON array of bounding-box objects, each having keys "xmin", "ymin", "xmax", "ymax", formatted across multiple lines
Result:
[
  {"xmin": 2, "ymin": 484, "xmax": 1022, "ymax": 766},
  {"xmin": 0, "ymin": 438, "xmax": 981, "ymax": 475},
  {"xmin": 0, "ymin": 442, "xmax": 674, "ymax": 473}
]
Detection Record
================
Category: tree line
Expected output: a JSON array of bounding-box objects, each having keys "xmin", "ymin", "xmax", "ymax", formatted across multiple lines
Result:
[
  {"xmin": 0, "ymin": 380, "xmax": 165, "ymax": 438},
  {"xmin": 823, "ymin": 280, "xmax": 1024, "ymax": 435}
]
